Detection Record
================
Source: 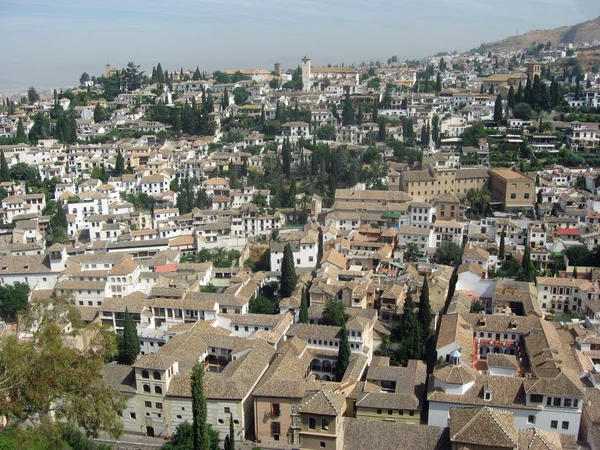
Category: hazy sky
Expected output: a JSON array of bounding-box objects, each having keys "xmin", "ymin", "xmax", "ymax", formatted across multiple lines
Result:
[{"xmin": 0, "ymin": 0, "xmax": 598, "ymax": 91}]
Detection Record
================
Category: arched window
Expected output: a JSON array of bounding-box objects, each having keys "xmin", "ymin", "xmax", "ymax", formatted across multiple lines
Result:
[
  {"xmin": 321, "ymin": 419, "xmax": 329, "ymax": 431},
  {"xmin": 309, "ymin": 418, "xmax": 316, "ymax": 430},
  {"xmin": 153, "ymin": 371, "xmax": 161, "ymax": 380},
  {"xmin": 141, "ymin": 370, "xmax": 149, "ymax": 379},
  {"xmin": 155, "ymin": 385, "xmax": 162, "ymax": 394},
  {"xmin": 143, "ymin": 384, "xmax": 151, "ymax": 393}
]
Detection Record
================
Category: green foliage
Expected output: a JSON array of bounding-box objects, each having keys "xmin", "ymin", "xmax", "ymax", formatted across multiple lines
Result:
[
  {"xmin": 233, "ymin": 87, "xmax": 249, "ymax": 105},
  {"xmin": 336, "ymin": 325, "xmax": 351, "ymax": 381},
  {"xmin": 27, "ymin": 87, "xmax": 40, "ymax": 105},
  {"xmin": 16, "ymin": 118, "xmax": 26, "ymax": 143},
  {"xmin": 163, "ymin": 421, "xmax": 219, "ymax": 450},
  {"xmin": 496, "ymin": 258, "xmax": 520, "ymax": 277},
  {"xmin": 249, "ymin": 295, "xmax": 276, "ymax": 314},
  {"xmin": 461, "ymin": 121, "xmax": 487, "ymax": 147},
  {"xmin": 10, "ymin": 163, "xmax": 38, "ymax": 183},
  {"xmin": 280, "ymin": 243, "xmax": 297, "ymax": 298},
  {"xmin": 315, "ymin": 124, "xmax": 336, "ymax": 140},
  {"xmin": 0, "ymin": 150, "xmax": 10, "ymax": 181},
  {"xmin": 321, "ymin": 299, "xmax": 349, "ymax": 327},
  {"xmin": 192, "ymin": 362, "xmax": 211, "ymax": 450},
  {"xmin": 564, "ymin": 245, "xmax": 600, "ymax": 268},
  {"xmin": 434, "ymin": 242, "xmax": 463, "ymax": 265},
  {"xmin": 0, "ymin": 295, "xmax": 125, "ymax": 438},
  {"xmin": 299, "ymin": 288, "xmax": 309, "ymax": 324},
  {"xmin": 513, "ymin": 102, "xmax": 534, "ymax": 120},
  {"xmin": 404, "ymin": 243, "xmax": 421, "ymax": 262},
  {"xmin": 391, "ymin": 293, "xmax": 423, "ymax": 364},
  {"xmin": 0, "ymin": 282, "xmax": 30, "ymax": 319},
  {"xmin": 0, "ymin": 421, "xmax": 112, "ymax": 450},
  {"xmin": 118, "ymin": 309, "xmax": 140, "ymax": 365},
  {"xmin": 417, "ymin": 276, "xmax": 431, "ymax": 337}
]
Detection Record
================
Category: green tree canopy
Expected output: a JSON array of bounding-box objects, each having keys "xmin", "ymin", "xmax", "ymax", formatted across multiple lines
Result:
[
  {"xmin": 434, "ymin": 242, "xmax": 463, "ymax": 265},
  {"xmin": 191, "ymin": 362, "xmax": 211, "ymax": 450},
  {"xmin": 248, "ymin": 295, "xmax": 276, "ymax": 314},
  {"xmin": 280, "ymin": 243, "xmax": 297, "ymax": 298},
  {"xmin": 117, "ymin": 308, "xmax": 140, "ymax": 364},
  {"xmin": 321, "ymin": 299, "xmax": 349, "ymax": 327},
  {"xmin": 336, "ymin": 325, "xmax": 351, "ymax": 381}
]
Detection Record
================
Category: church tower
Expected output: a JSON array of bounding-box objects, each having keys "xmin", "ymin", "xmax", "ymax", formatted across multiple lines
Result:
[{"xmin": 301, "ymin": 56, "xmax": 311, "ymax": 92}]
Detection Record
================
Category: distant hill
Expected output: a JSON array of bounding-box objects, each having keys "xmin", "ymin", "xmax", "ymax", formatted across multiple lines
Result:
[{"xmin": 477, "ymin": 16, "xmax": 600, "ymax": 53}]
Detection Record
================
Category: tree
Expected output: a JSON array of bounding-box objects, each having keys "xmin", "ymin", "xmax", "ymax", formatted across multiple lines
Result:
[
  {"xmin": 513, "ymin": 102, "xmax": 534, "ymax": 120},
  {"xmin": 321, "ymin": 299, "xmax": 349, "ymax": 327},
  {"xmin": 417, "ymin": 276, "xmax": 431, "ymax": 338},
  {"xmin": 434, "ymin": 242, "xmax": 463, "ymax": 265},
  {"xmin": 0, "ymin": 150, "xmax": 10, "ymax": 181},
  {"xmin": 79, "ymin": 72, "xmax": 90, "ymax": 86},
  {"xmin": 341, "ymin": 87, "xmax": 354, "ymax": 126},
  {"xmin": 94, "ymin": 104, "xmax": 107, "ymax": 123},
  {"xmin": 494, "ymin": 94, "xmax": 503, "ymax": 123},
  {"xmin": 115, "ymin": 149, "xmax": 125, "ymax": 176},
  {"xmin": 191, "ymin": 362, "xmax": 210, "ymax": 450},
  {"xmin": 122, "ymin": 62, "xmax": 144, "ymax": 91},
  {"xmin": 16, "ymin": 118, "xmax": 26, "ymax": 143},
  {"xmin": 499, "ymin": 229, "xmax": 506, "ymax": 260},
  {"xmin": 163, "ymin": 421, "xmax": 220, "ymax": 450},
  {"xmin": 280, "ymin": 243, "xmax": 297, "ymax": 298},
  {"xmin": 378, "ymin": 119, "xmax": 386, "ymax": 142},
  {"xmin": 0, "ymin": 294, "xmax": 125, "ymax": 438},
  {"xmin": 435, "ymin": 72, "xmax": 442, "ymax": 92},
  {"xmin": 392, "ymin": 293, "xmax": 422, "ymax": 364},
  {"xmin": 299, "ymin": 288, "xmax": 309, "ymax": 324},
  {"xmin": 573, "ymin": 266, "xmax": 578, "ymax": 279},
  {"xmin": 507, "ymin": 85, "xmax": 516, "ymax": 109},
  {"xmin": 0, "ymin": 282, "xmax": 30, "ymax": 320},
  {"xmin": 404, "ymin": 242, "xmax": 421, "ymax": 262},
  {"xmin": 248, "ymin": 295, "xmax": 275, "ymax": 314},
  {"xmin": 229, "ymin": 413, "xmax": 235, "ymax": 450},
  {"xmin": 315, "ymin": 124, "xmax": 336, "ymax": 141},
  {"xmin": 233, "ymin": 87, "xmax": 249, "ymax": 105},
  {"xmin": 27, "ymin": 86, "xmax": 40, "ymax": 105},
  {"xmin": 336, "ymin": 325, "xmax": 351, "ymax": 381},
  {"xmin": 118, "ymin": 308, "xmax": 140, "ymax": 364}
]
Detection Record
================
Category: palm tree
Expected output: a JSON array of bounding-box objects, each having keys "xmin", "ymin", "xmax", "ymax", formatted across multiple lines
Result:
[
  {"xmin": 300, "ymin": 194, "xmax": 311, "ymax": 211},
  {"xmin": 465, "ymin": 188, "xmax": 481, "ymax": 216},
  {"xmin": 263, "ymin": 155, "xmax": 276, "ymax": 174}
]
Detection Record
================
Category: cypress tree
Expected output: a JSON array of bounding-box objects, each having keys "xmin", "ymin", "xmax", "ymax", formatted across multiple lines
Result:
[
  {"xmin": 115, "ymin": 149, "xmax": 125, "ymax": 175},
  {"xmin": 573, "ymin": 266, "xmax": 578, "ymax": 279},
  {"xmin": 16, "ymin": 118, "xmax": 26, "ymax": 143},
  {"xmin": 224, "ymin": 435, "xmax": 231, "ymax": 450},
  {"xmin": 229, "ymin": 413, "xmax": 235, "ymax": 450},
  {"xmin": 378, "ymin": 119, "xmax": 386, "ymax": 142},
  {"xmin": 494, "ymin": 94, "xmax": 503, "ymax": 123},
  {"xmin": 575, "ymin": 75, "xmax": 581, "ymax": 100},
  {"xmin": 499, "ymin": 229, "xmax": 506, "ymax": 260},
  {"xmin": 336, "ymin": 325, "xmax": 351, "ymax": 381},
  {"xmin": 356, "ymin": 102, "xmax": 363, "ymax": 125},
  {"xmin": 524, "ymin": 77, "xmax": 532, "ymax": 105},
  {"xmin": 536, "ymin": 189, "xmax": 542, "ymax": 205},
  {"xmin": 435, "ymin": 71, "xmax": 442, "ymax": 92},
  {"xmin": 515, "ymin": 81, "xmax": 524, "ymax": 104},
  {"xmin": 299, "ymin": 288, "xmax": 309, "ymax": 324},
  {"xmin": 280, "ymin": 243, "xmax": 297, "ymax": 298},
  {"xmin": 341, "ymin": 87, "xmax": 354, "ymax": 126},
  {"xmin": 156, "ymin": 63, "xmax": 164, "ymax": 83},
  {"xmin": 395, "ymin": 293, "xmax": 423, "ymax": 363},
  {"xmin": 372, "ymin": 100, "xmax": 378, "ymax": 123},
  {"xmin": 191, "ymin": 362, "xmax": 210, "ymax": 450},
  {"xmin": 417, "ymin": 276, "xmax": 431, "ymax": 338},
  {"xmin": 507, "ymin": 85, "xmax": 516, "ymax": 109},
  {"xmin": 118, "ymin": 308, "xmax": 140, "ymax": 364},
  {"xmin": 193, "ymin": 66, "xmax": 201, "ymax": 81},
  {"xmin": 0, "ymin": 150, "xmax": 10, "ymax": 182}
]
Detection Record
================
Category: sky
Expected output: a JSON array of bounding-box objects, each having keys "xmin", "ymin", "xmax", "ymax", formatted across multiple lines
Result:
[{"xmin": 0, "ymin": 0, "xmax": 599, "ymax": 91}]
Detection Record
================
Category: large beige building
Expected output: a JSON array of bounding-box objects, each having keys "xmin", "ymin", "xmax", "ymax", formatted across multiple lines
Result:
[
  {"xmin": 488, "ymin": 168, "xmax": 536, "ymax": 209},
  {"xmin": 399, "ymin": 165, "xmax": 489, "ymax": 203}
]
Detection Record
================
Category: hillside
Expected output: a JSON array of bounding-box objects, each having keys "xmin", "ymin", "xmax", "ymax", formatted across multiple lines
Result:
[{"xmin": 477, "ymin": 16, "xmax": 600, "ymax": 53}]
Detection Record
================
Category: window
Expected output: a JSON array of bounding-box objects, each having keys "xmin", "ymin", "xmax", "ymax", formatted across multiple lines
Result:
[
  {"xmin": 224, "ymin": 407, "xmax": 231, "ymax": 414},
  {"xmin": 143, "ymin": 384, "xmax": 151, "ymax": 393},
  {"xmin": 409, "ymin": 411, "xmax": 415, "ymax": 416},
  {"xmin": 562, "ymin": 421, "xmax": 569, "ymax": 430},
  {"xmin": 574, "ymin": 399, "xmax": 579, "ymax": 407},
  {"xmin": 484, "ymin": 392, "xmax": 491, "ymax": 401},
  {"xmin": 553, "ymin": 397, "xmax": 561, "ymax": 407},
  {"xmin": 377, "ymin": 409, "xmax": 382, "ymax": 414},
  {"xmin": 271, "ymin": 421, "xmax": 281, "ymax": 436},
  {"xmin": 510, "ymin": 193, "xmax": 516, "ymax": 199},
  {"xmin": 177, "ymin": 415, "xmax": 182, "ymax": 419},
  {"xmin": 145, "ymin": 401, "xmax": 152, "ymax": 408},
  {"xmin": 530, "ymin": 394, "xmax": 543, "ymax": 403},
  {"xmin": 564, "ymin": 398, "xmax": 572, "ymax": 407},
  {"xmin": 154, "ymin": 386, "xmax": 162, "ymax": 394},
  {"xmin": 153, "ymin": 371, "xmax": 161, "ymax": 380},
  {"xmin": 551, "ymin": 420, "xmax": 558, "ymax": 429},
  {"xmin": 234, "ymin": 325, "xmax": 239, "ymax": 331},
  {"xmin": 546, "ymin": 397, "xmax": 552, "ymax": 406},
  {"xmin": 271, "ymin": 403, "xmax": 281, "ymax": 416},
  {"xmin": 388, "ymin": 409, "xmax": 393, "ymax": 415},
  {"xmin": 309, "ymin": 418, "xmax": 316, "ymax": 430},
  {"xmin": 156, "ymin": 402, "xmax": 163, "ymax": 410},
  {"xmin": 528, "ymin": 415, "xmax": 535, "ymax": 424},
  {"xmin": 218, "ymin": 419, "xmax": 224, "ymax": 424},
  {"xmin": 130, "ymin": 412, "xmax": 136, "ymax": 419},
  {"xmin": 524, "ymin": 193, "xmax": 530, "ymax": 199}
]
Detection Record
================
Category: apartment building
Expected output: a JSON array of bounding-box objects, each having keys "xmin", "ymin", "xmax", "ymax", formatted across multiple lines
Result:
[{"xmin": 488, "ymin": 168, "xmax": 536, "ymax": 209}]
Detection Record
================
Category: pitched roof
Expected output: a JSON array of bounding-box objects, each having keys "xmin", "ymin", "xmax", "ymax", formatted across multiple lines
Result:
[
  {"xmin": 450, "ymin": 406, "xmax": 518, "ymax": 449},
  {"xmin": 298, "ymin": 390, "xmax": 345, "ymax": 416}
]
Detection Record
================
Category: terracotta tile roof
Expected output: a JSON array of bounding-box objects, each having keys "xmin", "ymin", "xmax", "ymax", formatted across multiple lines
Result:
[
  {"xmin": 297, "ymin": 390, "xmax": 345, "ymax": 416},
  {"xmin": 450, "ymin": 406, "xmax": 518, "ymax": 449}
]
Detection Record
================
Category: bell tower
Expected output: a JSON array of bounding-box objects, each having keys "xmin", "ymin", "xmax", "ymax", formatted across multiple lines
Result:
[{"xmin": 301, "ymin": 56, "xmax": 311, "ymax": 92}]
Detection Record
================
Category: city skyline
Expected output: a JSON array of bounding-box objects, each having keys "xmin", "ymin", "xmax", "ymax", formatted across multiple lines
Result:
[{"xmin": 0, "ymin": 0, "xmax": 599, "ymax": 90}]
